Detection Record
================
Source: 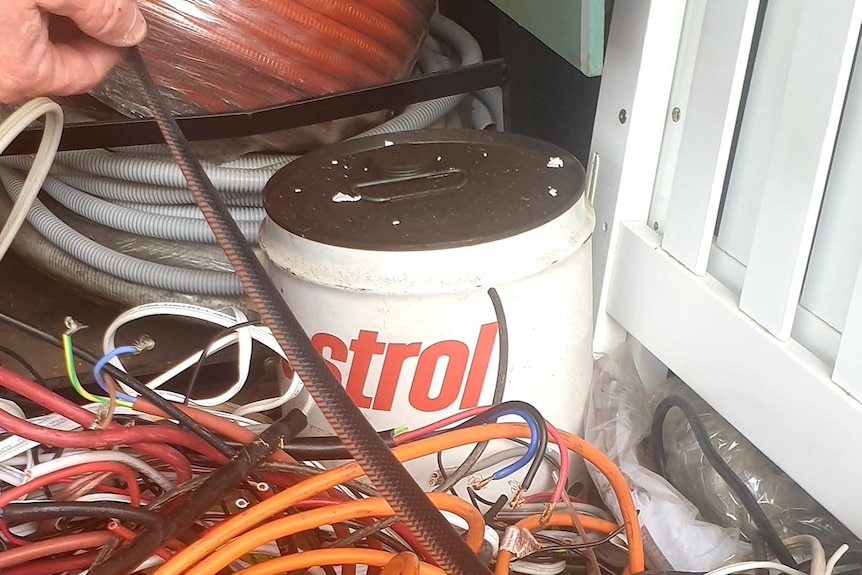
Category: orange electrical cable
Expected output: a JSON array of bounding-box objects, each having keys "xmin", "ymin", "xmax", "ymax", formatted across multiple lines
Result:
[
  {"xmin": 495, "ymin": 513, "xmax": 621, "ymax": 575},
  {"xmin": 382, "ymin": 552, "xmax": 421, "ymax": 575},
  {"xmin": 183, "ymin": 493, "xmax": 484, "ymax": 575},
  {"xmin": 234, "ymin": 549, "xmax": 444, "ymax": 575},
  {"xmin": 153, "ymin": 423, "xmax": 644, "ymax": 575}
]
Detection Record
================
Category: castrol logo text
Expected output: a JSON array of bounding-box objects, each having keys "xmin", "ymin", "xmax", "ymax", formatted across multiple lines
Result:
[{"xmin": 311, "ymin": 323, "xmax": 498, "ymax": 412}]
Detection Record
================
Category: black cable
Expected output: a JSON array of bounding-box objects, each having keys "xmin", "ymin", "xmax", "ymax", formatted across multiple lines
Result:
[
  {"xmin": 651, "ymin": 395, "xmax": 798, "ymax": 568},
  {"xmin": 92, "ymin": 409, "xmax": 306, "ymax": 575},
  {"xmin": 468, "ymin": 487, "xmax": 496, "ymax": 507},
  {"xmin": 281, "ymin": 431, "xmax": 395, "ymax": 461},
  {"xmin": 182, "ymin": 320, "xmax": 261, "ymax": 405},
  {"xmin": 123, "ymin": 46, "xmax": 491, "ymax": 575},
  {"xmin": 1, "ymin": 501, "xmax": 158, "ymax": 526},
  {"xmin": 507, "ymin": 437, "xmax": 561, "ymax": 473},
  {"xmin": 0, "ymin": 345, "xmax": 46, "ymax": 385},
  {"xmin": 524, "ymin": 525, "xmax": 626, "ymax": 559},
  {"xmin": 751, "ymin": 533, "xmax": 768, "ymax": 575},
  {"xmin": 0, "ymin": 311, "xmax": 236, "ymax": 461},
  {"xmin": 438, "ymin": 287, "xmax": 509, "ymax": 488},
  {"xmin": 455, "ymin": 401, "xmax": 547, "ymax": 490}
]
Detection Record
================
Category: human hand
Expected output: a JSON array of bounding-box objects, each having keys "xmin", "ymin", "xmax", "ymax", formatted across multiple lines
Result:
[{"xmin": 1, "ymin": 0, "xmax": 148, "ymax": 104}]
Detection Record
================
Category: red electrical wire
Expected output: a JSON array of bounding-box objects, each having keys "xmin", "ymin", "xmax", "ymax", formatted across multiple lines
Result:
[
  {"xmin": 0, "ymin": 462, "xmax": 141, "ymax": 509},
  {"xmin": 0, "ymin": 366, "xmax": 193, "ymax": 482},
  {"xmin": 0, "ymin": 550, "xmax": 98, "ymax": 575},
  {"xmin": 0, "ymin": 521, "xmax": 31, "ymax": 546},
  {"xmin": 0, "ymin": 403, "xmax": 224, "ymax": 462},
  {"xmin": 0, "ymin": 531, "xmax": 112, "ymax": 569},
  {"xmin": 109, "ymin": 520, "xmax": 175, "ymax": 561},
  {"xmin": 132, "ymin": 398, "xmax": 295, "ymax": 463}
]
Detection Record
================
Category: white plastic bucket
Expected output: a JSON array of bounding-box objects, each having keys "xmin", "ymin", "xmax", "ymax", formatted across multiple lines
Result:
[{"xmin": 261, "ymin": 130, "xmax": 595, "ymax": 493}]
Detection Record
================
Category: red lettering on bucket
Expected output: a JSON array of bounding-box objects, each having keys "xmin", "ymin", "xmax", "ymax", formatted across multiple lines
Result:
[{"xmin": 310, "ymin": 323, "xmax": 498, "ymax": 413}]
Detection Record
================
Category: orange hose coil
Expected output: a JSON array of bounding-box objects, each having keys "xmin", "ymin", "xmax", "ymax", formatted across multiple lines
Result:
[{"xmin": 96, "ymin": 0, "xmax": 435, "ymax": 119}]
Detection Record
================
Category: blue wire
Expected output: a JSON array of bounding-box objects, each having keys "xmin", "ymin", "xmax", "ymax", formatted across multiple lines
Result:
[
  {"xmin": 469, "ymin": 407, "xmax": 541, "ymax": 480},
  {"xmin": 93, "ymin": 346, "xmax": 138, "ymax": 403}
]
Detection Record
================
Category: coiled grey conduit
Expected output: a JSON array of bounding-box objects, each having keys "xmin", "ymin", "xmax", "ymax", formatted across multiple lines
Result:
[
  {"xmin": 0, "ymin": 15, "xmax": 501, "ymax": 305},
  {"xmin": 91, "ymin": 46, "xmax": 493, "ymax": 575}
]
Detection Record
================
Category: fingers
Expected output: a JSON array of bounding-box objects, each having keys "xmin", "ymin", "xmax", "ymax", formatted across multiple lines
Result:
[
  {"xmin": 0, "ymin": 0, "xmax": 146, "ymax": 103},
  {"xmin": 38, "ymin": 0, "xmax": 147, "ymax": 47},
  {"xmin": 35, "ymin": 35, "xmax": 122, "ymax": 97}
]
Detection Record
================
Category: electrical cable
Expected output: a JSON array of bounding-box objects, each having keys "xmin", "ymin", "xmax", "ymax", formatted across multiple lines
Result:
[
  {"xmin": 0, "ymin": 346, "xmax": 45, "ymax": 386},
  {"xmin": 494, "ymin": 513, "xmax": 620, "ymax": 575},
  {"xmin": 130, "ymin": 398, "xmax": 295, "ymax": 464},
  {"xmin": 229, "ymin": 549, "xmax": 446, "ymax": 575},
  {"xmin": 91, "ymin": 409, "xmax": 307, "ymax": 575},
  {"xmin": 0, "ymin": 530, "xmax": 112, "ymax": 569},
  {"xmin": 121, "ymin": 45, "xmax": 494, "ymax": 575},
  {"xmin": 652, "ymin": 395, "xmax": 798, "ymax": 568},
  {"xmin": 0, "ymin": 551, "xmax": 99, "ymax": 575},
  {"xmin": 101, "ymin": 303, "xmax": 262, "ymax": 407},
  {"xmin": 150, "ymin": 423, "xmax": 645, "ymax": 575},
  {"xmin": 520, "ymin": 525, "xmax": 627, "ymax": 560},
  {"xmin": 398, "ymin": 401, "xmax": 548, "ymax": 497},
  {"xmin": 63, "ymin": 331, "xmax": 131, "ymax": 409},
  {"xmin": 0, "ymin": 312, "xmax": 236, "ymax": 462},
  {"xmin": 94, "ymin": 346, "xmax": 140, "ymax": 404},
  {"xmin": 26, "ymin": 450, "xmax": 173, "ymax": 493},
  {"xmin": 436, "ymin": 286, "xmax": 509, "ymax": 490},
  {"xmin": 0, "ymin": 501, "xmax": 158, "ymax": 526},
  {"xmin": 167, "ymin": 493, "xmax": 486, "ymax": 575},
  {"xmin": 0, "ymin": 400, "xmax": 223, "ymax": 461},
  {"xmin": 0, "ymin": 364, "xmax": 193, "ymax": 483},
  {"xmin": 701, "ymin": 562, "xmax": 808, "ymax": 575},
  {"xmin": 0, "ymin": 98, "xmax": 63, "ymax": 264},
  {"xmin": 182, "ymin": 320, "xmax": 260, "ymax": 406}
]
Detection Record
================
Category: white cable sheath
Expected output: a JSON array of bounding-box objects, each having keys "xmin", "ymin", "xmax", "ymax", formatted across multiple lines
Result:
[
  {"xmin": 102, "ymin": 303, "xmax": 254, "ymax": 406},
  {"xmin": 25, "ymin": 450, "xmax": 174, "ymax": 492},
  {"xmin": 0, "ymin": 98, "xmax": 63, "ymax": 263}
]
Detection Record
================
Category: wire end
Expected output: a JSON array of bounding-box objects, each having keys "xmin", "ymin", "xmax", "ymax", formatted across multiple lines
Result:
[
  {"xmin": 63, "ymin": 316, "xmax": 87, "ymax": 335},
  {"xmin": 133, "ymin": 335, "xmax": 156, "ymax": 353}
]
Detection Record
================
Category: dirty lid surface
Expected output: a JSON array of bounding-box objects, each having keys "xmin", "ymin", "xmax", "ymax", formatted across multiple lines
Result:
[{"xmin": 263, "ymin": 129, "xmax": 585, "ymax": 251}]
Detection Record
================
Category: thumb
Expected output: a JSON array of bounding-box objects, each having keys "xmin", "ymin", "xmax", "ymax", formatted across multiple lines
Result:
[{"xmin": 37, "ymin": 0, "xmax": 148, "ymax": 47}]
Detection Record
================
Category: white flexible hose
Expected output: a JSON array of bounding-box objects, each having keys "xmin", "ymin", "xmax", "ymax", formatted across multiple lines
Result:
[{"xmin": 0, "ymin": 98, "xmax": 63, "ymax": 263}]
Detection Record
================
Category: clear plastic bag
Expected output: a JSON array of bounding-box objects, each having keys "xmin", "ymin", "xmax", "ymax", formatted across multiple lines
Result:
[
  {"xmin": 653, "ymin": 378, "xmax": 859, "ymax": 554},
  {"xmin": 584, "ymin": 344, "xmax": 741, "ymax": 571}
]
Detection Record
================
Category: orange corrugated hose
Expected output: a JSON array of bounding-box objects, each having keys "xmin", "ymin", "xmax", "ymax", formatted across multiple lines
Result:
[
  {"xmin": 171, "ymin": 493, "xmax": 484, "ymax": 575},
  {"xmin": 152, "ymin": 423, "xmax": 644, "ymax": 575}
]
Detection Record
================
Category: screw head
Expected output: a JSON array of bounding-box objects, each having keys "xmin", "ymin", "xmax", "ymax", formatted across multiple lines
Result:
[
  {"xmin": 618, "ymin": 109, "xmax": 628, "ymax": 124},
  {"xmin": 602, "ymin": 222, "xmax": 608, "ymax": 232},
  {"xmin": 671, "ymin": 107, "xmax": 681, "ymax": 122},
  {"xmin": 653, "ymin": 221, "xmax": 660, "ymax": 231}
]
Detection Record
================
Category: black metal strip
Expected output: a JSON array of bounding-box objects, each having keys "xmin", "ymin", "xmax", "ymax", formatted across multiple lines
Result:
[{"xmin": 4, "ymin": 59, "xmax": 506, "ymax": 155}]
